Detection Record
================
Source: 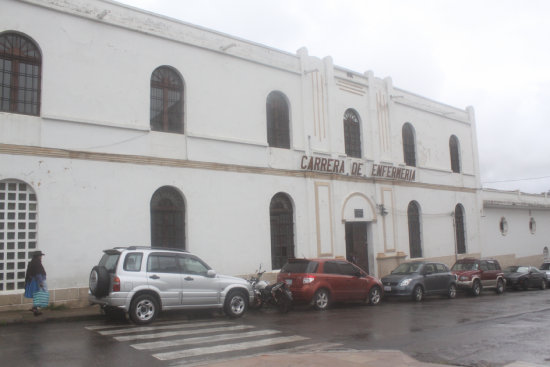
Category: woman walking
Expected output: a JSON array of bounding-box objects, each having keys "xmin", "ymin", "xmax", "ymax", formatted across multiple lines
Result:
[{"xmin": 24, "ymin": 250, "xmax": 47, "ymax": 316}]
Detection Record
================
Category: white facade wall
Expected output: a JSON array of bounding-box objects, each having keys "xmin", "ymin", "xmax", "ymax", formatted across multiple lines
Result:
[
  {"xmin": 481, "ymin": 189, "xmax": 550, "ymax": 266},
  {"xmin": 4, "ymin": 0, "xmax": 534, "ymax": 308}
]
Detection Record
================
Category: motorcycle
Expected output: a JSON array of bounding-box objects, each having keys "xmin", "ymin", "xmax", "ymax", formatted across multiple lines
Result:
[{"xmin": 247, "ymin": 265, "xmax": 293, "ymax": 313}]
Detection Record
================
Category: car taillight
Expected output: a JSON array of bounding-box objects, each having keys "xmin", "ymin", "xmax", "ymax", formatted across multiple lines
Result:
[
  {"xmin": 303, "ymin": 276, "xmax": 315, "ymax": 284},
  {"xmin": 112, "ymin": 276, "xmax": 121, "ymax": 292}
]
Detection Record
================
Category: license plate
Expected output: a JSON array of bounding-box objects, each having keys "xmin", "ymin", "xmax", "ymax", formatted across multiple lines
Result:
[
  {"xmin": 285, "ymin": 279, "xmax": 292, "ymax": 285},
  {"xmin": 384, "ymin": 286, "xmax": 391, "ymax": 292}
]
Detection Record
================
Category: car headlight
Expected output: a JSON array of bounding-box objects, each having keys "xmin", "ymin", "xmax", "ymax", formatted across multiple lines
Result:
[
  {"xmin": 399, "ymin": 278, "xmax": 412, "ymax": 287},
  {"xmin": 459, "ymin": 276, "xmax": 470, "ymax": 281}
]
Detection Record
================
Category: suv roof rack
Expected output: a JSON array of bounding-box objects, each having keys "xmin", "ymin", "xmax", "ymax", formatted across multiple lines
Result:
[
  {"xmin": 145, "ymin": 246, "xmax": 189, "ymax": 253},
  {"xmin": 107, "ymin": 246, "xmax": 189, "ymax": 253}
]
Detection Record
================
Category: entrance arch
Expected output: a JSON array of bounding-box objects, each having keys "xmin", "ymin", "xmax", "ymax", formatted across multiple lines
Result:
[{"xmin": 341, "ymin": 193, "xmax": 376, "ymax": 273}]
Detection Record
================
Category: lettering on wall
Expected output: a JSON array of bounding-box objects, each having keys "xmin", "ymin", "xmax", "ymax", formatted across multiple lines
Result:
[
  {"xmin": 300, "ymin": 155, "xmax": 415, "ymax": 182},
  {"xmin": 371, "ymin": 163, "xmax": 416, "ymax": 182}
]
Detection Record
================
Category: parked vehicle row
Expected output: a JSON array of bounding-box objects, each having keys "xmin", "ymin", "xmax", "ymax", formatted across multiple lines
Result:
[{"xmin": 88, "ymin": 247, "xmax": 549, "ymax": 325}]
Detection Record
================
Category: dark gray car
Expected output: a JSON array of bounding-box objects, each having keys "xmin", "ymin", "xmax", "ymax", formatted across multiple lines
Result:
[{"xmin": 381, "ymin": 261, "xmax": 457, "ymax": 302}]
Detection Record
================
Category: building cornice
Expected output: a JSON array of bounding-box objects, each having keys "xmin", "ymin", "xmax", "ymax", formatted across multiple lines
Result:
[{"xmin": 1, "ymin": 143, "xmax": 477, "ymax": 194}]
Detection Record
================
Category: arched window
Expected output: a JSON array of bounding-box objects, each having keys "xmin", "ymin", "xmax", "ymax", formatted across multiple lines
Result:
[
  {"xmin": 150, "ymin": 186, "xmax": 185, "ymax": 249},
  {"xmin": 269, "ymin": 193, "xmax": 295, "ymax": 269},
  {"xmin": 449, "ymin": 135, "xmax": 461, "ymax": 173},
  {"xmin": 266, "ymin": 91, "xmax": 290, "ymax": 149},
  {"xmin": 402, "ymin": 123, "xmax": 416, "ymax": 167},
  {"xmin": 0, "ymin": 32, "xmax": 41, "ymax": 115},
  {"xmin": 407, "ymin": 201, "xmax": 422, "ymax": 258},
  {"xmin": 499, "ymin": 217, "xmax": 508, "ymax": 236},
  {"xmin": 150, "ymin": 66, "xmax": 184, "ymax": 133},
  {"xmin": 0, "ymin": 180, "xmax": 38, "ymax": 291},
  {"xmin": 343, "ymin": 109, "xmax": 362, "ymax": 158},
  {"xmin": 454, "ymin": 204, "xmax": 466, "ymax": 254},
  {"xmin": 529, "ymin": 217, "xmax": 536, "ymax": 234}
]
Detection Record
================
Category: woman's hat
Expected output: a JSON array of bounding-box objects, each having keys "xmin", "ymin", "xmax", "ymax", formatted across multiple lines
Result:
[{"xmin": 33, "ymin": 250, "xmax": 45, "ymax": 257}]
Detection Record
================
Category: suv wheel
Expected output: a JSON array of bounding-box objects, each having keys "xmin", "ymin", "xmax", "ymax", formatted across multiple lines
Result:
[
  {"xmin": 495, "ymin": 278, "xmax": 504, "ymax": 294},
  {"xmin": 412, "ymin": 285, "xmax": 423, "ymax": 302},
  {"xmin": 89, "ymin": 266, "xmax": 110, "ymax": 298},
  {"xmin": 471, "ymin": 280, "xmax": 481, "ymax": 297},
  {"xmin": 367, "ymin": 286, "xmax": 382, "ymax": 306},
  {"xmin": 224, "ymin": 290, "xmax": 248, "ymax": 318},
  {"xmin": 130, "ymin": 294, "xmax": 159, "ymax": 324},
  {"xmin": 313, "ymin": 289, "xmax": 330, "ymax": 310}
]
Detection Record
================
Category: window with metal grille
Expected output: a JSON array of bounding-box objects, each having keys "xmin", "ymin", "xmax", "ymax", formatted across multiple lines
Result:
[
  {"xmin": 0, "ymin": 32, "xmax": 41, "ymax": 116},
  {"xmin": 407, "ymin": 201, "xmax": 422, "ymax": 258},
  {"xmin": 343, "ymin": 109, "xmax": 362, "ymax": 158},
  {"xmin": 449, "ymin": 135, "xmax": 461, "ymax": 173},
  {"xmin": 454, "ymin": 204, "xmax": 466, "ymax": 254},
  {"xmin": 266, "ymin": 91, "xmax": 290, "ymax": 149},
  {"xmin": 150, "ymin": 186, "xmax": 185, "ymax": 249},
  {"xmin": 0, "ymin": 180, "xmax": 38, "ymax": 292},
  {"xmin": 150, "ymin": 66, "xmax": 184, "ymax": 133},
  {"xmin": 270, "ymin": 193, "xmax": 294, "ymax": 269},
  {"xmin": 402, "ymin": 123, "xmax": 416, "ymax": 167}
]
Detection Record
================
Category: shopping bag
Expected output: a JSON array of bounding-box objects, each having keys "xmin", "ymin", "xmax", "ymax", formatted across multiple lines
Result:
[
  {"xmin": 24, "ymin": 278, "xmax": 38, "ymax": 298},
  {"xmin": 33, "ymin": 289, "xmax": 50, "ymax": 308}
]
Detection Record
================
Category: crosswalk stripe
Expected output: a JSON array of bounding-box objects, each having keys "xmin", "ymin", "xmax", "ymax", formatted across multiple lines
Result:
[
  {"xmin": 153, "ymin": 335, "xmax": 309, "ymax": 361},
  {"xmin": 98, "ymin": 321, "xmax": 231, "ymax": 335},
  {"xmin": 131, "ymin": 329, "xmax": 281, "ymax": 350},
  {"xmin": 85, "ymin": 325, "xmax": 130, "ymax": 331},
  {"xmin": 115, "ymin": 325, "xmax": 254, "ymax": 342}
]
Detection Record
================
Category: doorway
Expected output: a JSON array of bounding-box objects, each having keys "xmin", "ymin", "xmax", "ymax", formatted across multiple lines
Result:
[{"xmin": 345, "ymin": 221, "xmax": 369, "ymax": 273}]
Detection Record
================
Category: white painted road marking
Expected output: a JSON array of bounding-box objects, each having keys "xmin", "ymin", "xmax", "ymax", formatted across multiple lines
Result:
[
  {"xmin": 115, "ymin": 324, "xmax": 255, "ymax": 342},
  {"xmin": 152, "ymin": 335, "xmax": 309, "ymax": 361},
  {"xmin": 131, "ymin": 329, "xmax": 281, "ymax": 350},
  {"xmin": 97, "ymin": 321, "xmax": 231, "ymax": 335}
]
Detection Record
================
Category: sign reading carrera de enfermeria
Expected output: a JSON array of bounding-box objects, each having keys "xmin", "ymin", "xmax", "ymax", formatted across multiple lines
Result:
[{"xmin": 300, "ymin": 155, "xmax": 416, "ymax": 182}]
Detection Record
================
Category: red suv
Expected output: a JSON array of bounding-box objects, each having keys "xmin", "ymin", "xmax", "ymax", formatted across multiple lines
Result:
[
  {"xmin": 277, "ymin": 258, "xmax": 383, "ymax": 310},
  {"xmin": 451, "ymin": 258, "xmax": 505, "ymax": 296}
]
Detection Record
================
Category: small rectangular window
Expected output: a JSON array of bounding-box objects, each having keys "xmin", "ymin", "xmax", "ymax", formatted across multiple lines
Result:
[{"xmin": 123, "ymin": 253, "xmax": 143, "ymax": 272}]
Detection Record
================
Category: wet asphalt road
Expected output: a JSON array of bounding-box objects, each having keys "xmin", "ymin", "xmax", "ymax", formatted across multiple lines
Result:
[{"xmin": 1, "ymin": 289, "xmax": 550, "ymax": 367}]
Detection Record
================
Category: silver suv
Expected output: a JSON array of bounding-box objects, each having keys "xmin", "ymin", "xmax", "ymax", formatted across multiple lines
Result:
[{"xmin": 88, "ymin": 247, "xmax": 254, "ymax": 324}]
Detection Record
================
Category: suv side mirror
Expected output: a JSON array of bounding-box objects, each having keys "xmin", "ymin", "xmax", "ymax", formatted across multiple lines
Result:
[{"xmin": 207, "ymin": 269, "xmax": 217, "ymax": 278}]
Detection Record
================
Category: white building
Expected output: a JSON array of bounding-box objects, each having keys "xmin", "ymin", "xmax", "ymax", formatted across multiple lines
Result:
[{"xmin": 0, "ymin": 0, "xmax": 546, "ymax": 309}]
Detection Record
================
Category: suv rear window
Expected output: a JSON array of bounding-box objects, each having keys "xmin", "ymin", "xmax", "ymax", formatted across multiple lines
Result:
[
  {"xmin": 99, "ymin": 253, "xmax": 120, "ymax": 273},
  {"xmin": 281, "ymin": 260, "xmax": 319, "ymax": 273},
  {"xmin": 451, "ymin": 262, "xmax": 478, "ymax": 271}
]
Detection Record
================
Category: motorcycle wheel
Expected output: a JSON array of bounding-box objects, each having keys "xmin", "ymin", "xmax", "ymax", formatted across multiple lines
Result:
[
  {"xmin": 250, "ymin": 297, "xmax": 263, "ymax": 309},
  {"xmin": 276, "ymin": 291, "xmax": 292, "ymax": 313}
]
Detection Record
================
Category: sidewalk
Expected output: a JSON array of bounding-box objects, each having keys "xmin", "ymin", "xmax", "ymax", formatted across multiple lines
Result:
[{"xmin": 0, "ymin": 305, "xmax": 545, "ymax": 367}]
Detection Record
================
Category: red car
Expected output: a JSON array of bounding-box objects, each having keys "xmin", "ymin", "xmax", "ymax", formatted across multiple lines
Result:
[{"xmin": 277, "ymin": 258, "xmax": 383, "ymax": 310}]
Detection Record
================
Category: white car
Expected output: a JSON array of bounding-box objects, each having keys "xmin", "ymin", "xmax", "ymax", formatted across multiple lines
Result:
[{"xmin": 89, "ymin": 247, "xmax": 254, "ymax": 324}]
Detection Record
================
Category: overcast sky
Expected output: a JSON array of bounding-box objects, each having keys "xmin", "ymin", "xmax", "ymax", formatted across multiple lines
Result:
[{"xmin": 116, "ymin": 0, "xmax": 550, "ymax": 194}]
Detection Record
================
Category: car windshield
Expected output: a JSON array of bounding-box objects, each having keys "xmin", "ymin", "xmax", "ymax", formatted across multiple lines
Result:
[
  {"xmin": 505, "ymin": 266, "xmax": 529, "ymax": 273},
  {"xmin": 391, "ymin": 263, "xmax": 422, "ymax": 275},
  {"xmin": 451, "ymin": 262, "xmax": 478, "ymax": 271},
  {"xmin": 281, "ymin": 261, "xmax": 319, "ymax": 273},
  {"xmin": 541, "ymin": 263, "xmax": 550, "ymax": 270}
]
